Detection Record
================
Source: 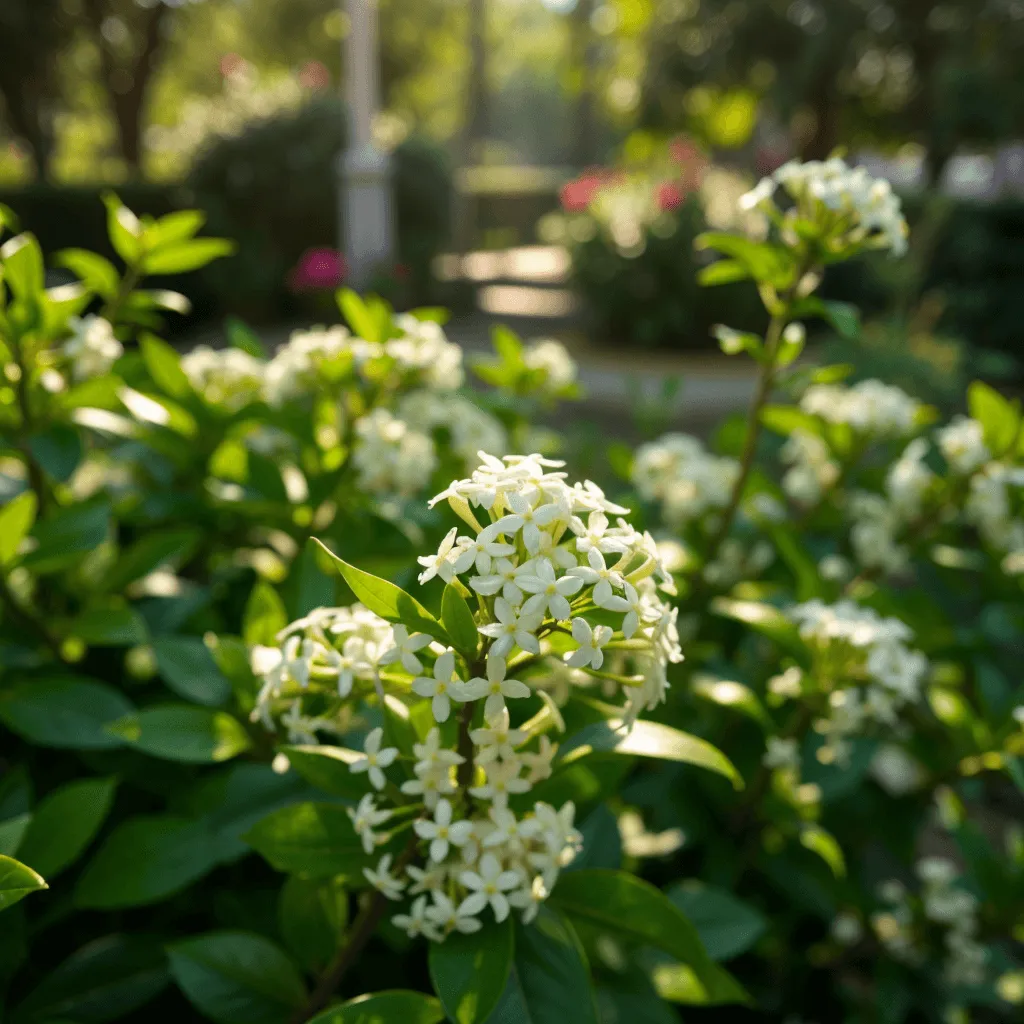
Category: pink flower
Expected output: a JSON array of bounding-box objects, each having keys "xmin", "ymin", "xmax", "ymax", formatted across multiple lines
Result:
[
  {"xmin": 287, "ymin": 248, "xmax": 347, "ymax": 292},
  {"xmin": 560, "ymin": 171, "xmax": 605, "ymax": 212},
  {"xmin": 656, "ymin": 181, "xmax": 686, "ymax": 212},
  {"xmin": 299, "ymin": 61, "xmax": 330, "ymax": 92}
]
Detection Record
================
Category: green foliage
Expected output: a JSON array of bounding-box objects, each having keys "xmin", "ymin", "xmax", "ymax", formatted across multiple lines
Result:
[{"xmin": 428, "ymin": 919, "xmax": 513, "ymax": 1024}]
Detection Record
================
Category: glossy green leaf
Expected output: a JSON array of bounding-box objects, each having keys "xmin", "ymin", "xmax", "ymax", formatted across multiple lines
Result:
[
  {"xmin": 16, "ymin": 777, "xmax": 117, "ymax": 879},
  {"xmin": 1, "ymin": 233, "xmax": 45, "ymax": 301},
  {"xmin": 442, "ymin": 583, "xmax": 478, "ymax": 658},
  {"xmin": 799, "ymin": 826, "xmax": 846, "ymax": 877},
  {"xmin": 278, "ymin": 876, "xmax": 348, "ymax": 974},
  {"xmin": 23, "ymin": 502, "xmax": 110, "ymax": 573},
  {"xmin": 27, "ymin": 425, "xmax": 82, "ymax": 483},
  {"xmin": 550, "ymin": 870, "xmax": 748, "ymax": 1004},
  {"xmin": 107, "ymin": 706, "xmax": 252, "ymax": 764},
  {"xmin": 691, "ymin": 676, "xmax": 772, "ymax": 731},
  {"xmin": 666, "ymin": 882, "xmax": 767, "ymax": 962},
  {"xmin": 558, "ymin": 719, "xmax": 742, "ymax": 789},
  {"xmin": 279, "ymin": 745, "xmax": 371, "ymax": 800},
  {"xmin": 0, "ymin": 855, "xmax": 47, "ymax": 912},
  {"xmin": 0, "ymin": 813, "xmax": 31, "ymax": 857},
  {"xmin": 429, "ymin": 917, "xmax": 513, "ymax": 1024},
  {"xmin": 167, "ymin": 931, "xmax": 306, "ymax": 1024},
  {"xmin": 102, "ymin": 192, "xmax": 143, "ymax": 264},
  {"xmin": 968, "ymin": 380, "xmax": 1019, "ymax": 455},
  {"xmin": 694, "ymin": 232, "xmax": 794, "ymax": 287},
  {"xmin": 338, "ymin": 289, "xmax": 381, "ymax": 343},
  {"xmin": 697, "ymin": 258, "xmax": 751, "ymax": 286},
  {"xmin": 75, "ymin": 815, "xmax": 220, "ymax": 908},
  {"xmin": 143, "ymin": 237, "xmax": 235, "ymax": 275},
  {"xmin": 759, "ymin": 405, "xmax": 825, "ymax": 439},
  {"xmin": 244, "ymin": 802, "xmax": 374, "ymax": 879},
  {"xmin": 0, "ymin": 676, "xmax": 133, "ymax": 750},
  {"xmin": 243, "ymin": 581, "xmax": 288, "ymax": 648},
  {"xmin": 12, "ymin": 934, "xmax": 169, "ymax": 1022},
  {"xmin": 314, "ymin": 540, "xmax": 446, "ymax": 642},
  {"xmin": 711, "ymin": 597, "xmax": 808, "ymax": 663},
  {"xmin": 100, "ymin": 527, "xmax": 200, "ymax": 593},
  {"xmin": 140, "ymin": 334, "xmax": 192, "ymax": 399},
  {"xmin": 225, "ymin": 316, "xmax": 266, "ymax": 359},
  {"xmin": 153, "ymin": 635, "xmax": 232, "ymax": 707},
  {"xmin": 0, "ymin": 491, "xmax": 37, "ymax": 565},
  {"xmin": 488, "ymin": 909, "xmax": 598, "ymax": 1024},
  {"xmin": 70, "ymin": 602, "xmax": 148, "ymax": 647},
  {"xmin": 307, "ymin": 991, "xmax": 445, "ymax": 1024},
  {"xmin": 56, "ymin": 248, "xmax": 120, "ymax": 299},
  {"xmin": 149, "ymin": 209, "xmax": 205, "ymax": 247}
]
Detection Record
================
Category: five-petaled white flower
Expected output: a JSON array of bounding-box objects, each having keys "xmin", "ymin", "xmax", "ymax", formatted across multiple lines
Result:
[
  {"xmin": 379, "ymin": 624, "xmax": 433, "ymax": 674},
  {"xmin": 470, "ymin": 708, "xmax": 527, "ymax": 763},
  {"xmin": 460, "ymin": 853, "xmax": 523, "ymax": 923},
  {"xmin": 348, "ymin": 793, "xmax": 392, "ymax": 854},
  {"xmin": 414, "ymin": 797, "xmax": 474, "ymax": 863},
  {"xmin": 494, "ymin": 492, "xmax": 564, "ymax": 553},
  {"xmin": 596, "ymin": 580, "xmax": 645, "ymax": 638},
  {"xmin": 412, "ymin": 650, "xmax": 474, "ymax": 722},
  {"xmin": 350, "ymin": 727, "xmax": 399, "ymax": 791},
  {"xmin": 452, "ymin": 523, "xmax": 517, "ymax": 575},
  {"xmin": 570, "ymin": 509, "xmax": 617, "ymax": 554},
  {"xmin": 469, "ymin": 556, "xmax": 527, "ymax": 606},
  {"xmin": 566, "ymin": 547, "xmax": 626, "ymax": 605},
  {"xmin": 425, "ymin": 891, "xmax": 483, "ymax": 935},
  {"xmin": 393, "ymin": 895, "xmax": 440, "ymax": 940},
  {"xmin": 517, "ymin": 558, "xmax": 584, "ymax": 621},
  {"xmin": 520, "ymin": 735, "xmax": 557, "ymax": 782},
  {"xmin": 464, "ymin": 656, "xmax": 532, "ymax": 720},
  {"xmin": 364, "ymin": 853, "xmax": 406, "ymax": 900},
  {"xmin": 565, "ymin": 617, "xmax": 613, "ymax": 670},
  {"xmin": 470, "ymin": 759, "xmax": 531, "ymax": 806},
  {"xmin": 477, "ymin": 598, "xmax": 543, "ymax": 659},
  {"xmin": 417, "ymin": 527, "xmax": 463, "ymax": 584},
  {"xmin": 482, "ymin": 805, "xmax": 539, "ymax": 851}
]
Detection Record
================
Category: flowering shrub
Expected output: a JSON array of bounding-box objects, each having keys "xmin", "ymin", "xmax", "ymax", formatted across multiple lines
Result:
[{"xmin": 2, "ymin": 155, "xmax": 1023, "ymax": 1024}]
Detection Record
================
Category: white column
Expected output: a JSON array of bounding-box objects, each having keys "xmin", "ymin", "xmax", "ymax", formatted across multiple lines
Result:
[{"xmin": 340, "ymin": 0, "xmax": 393, "ymax": 288}]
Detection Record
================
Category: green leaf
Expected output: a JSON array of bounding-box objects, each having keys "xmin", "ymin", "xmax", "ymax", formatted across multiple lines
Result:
[
  {"xmin": 0, "ymin": 813, "xmax": 31, "ymax": 857},
  {"xmin": 278, "ymin": 876, "xmax": 348, "ymax": 974},
  {"xmin": 0, "ymin": 676, "xmax": 133, "ymax": 750},
  {"xmin": 820, "ymin": 300, "xmax": 860, "ymax": 339},
  {"xmin": 799, "ymin": 825, "xmax": 846, "ymax": 877},
  {"xmin": 27, "ymin": 425, "xmax": 83, "ymax": 483},
  {"xmin": 0, "ymin": 491, "xmax": 37, "ymax": 565},
  {"xmin": 442, "ymin": 583, "xmax": 478, "ymax": 658},
  {"xmin": 0, "ymin": 202, "xmax": 20, "ymax": 234},
  {"xmin": 0, "ymin": 233, "xmax": 45, "ymax": 302},
  {"xmin": 307, "ymin": 991, "xmax": 445, "ymax": 1024},
  {"xmin": 968, "ymin": 380, "xmax": 1019, "ymax": 455},
  {"xmin": 16, "ymin": 777, "xmax": 117, "ymax": 879},
  {"xmin": 0, "ymin": 855, "xmax": 46, "ymax": 912},
  {"xmin": 243, "ymin": 582, "xmax": 289, "ymax": 648},
  {"xmin": 167, "ymin": 931, "xmax": 306, "ymax": 1024},
  {"xmin": 694, "ymin": 233, "xmax": 794, "ymax": 288},
  {"xmin": 691, "ymin": 676, "xmax": 772, "ymax": 731},
  {"xmin": 489, "ymin": 908, "xmax": 598, "ymax": 1024},
  {"xmin": 102, "ymin": 192, "xmax": 143, "ymax": 265},
  {"xmin": 766, "ymin": 524, "xmax": 822, "ymax": 601},
  {"xmin": 549, "ymin": 870, "xmax": 748, "ymax": 1005},
  {"xmin": 759, "ymin": 405, "xmax": 824, "ymax": 439},
  {"xmin": 697, "ymin": 259, "xmax": 751, "ymax": 286},
  {"xmin": 314, "ymin": 540, "xmax": 447, "ymax": 642},
  {"xmin": 153, "ymin": 635, "xmax": 232, "ymax": 707},
  {"xmin": 491, "ymin": 325, "xmax": 525, "ymax": 367},
  {"xmin": 149, "ymin": 209, "xmax": 206, "ymax": 247},
  {"xmin": 143, "ymin": 237, "xmax": 235, "ymax": 275},
  {"xmin": 429, "ymin": 917, "xmax": 513, "ymax": 1024},
  {"xmin": 225, "ymin": 316, "xmax": 266, "ymax": 359},
  {"xmin": 558, "ymin": 719, "xmax": 742, "ymax": 790},
  {"xmin": 12, "ymin": 933, "xmax": 170, "ymax": 1022},
  {"xmin": 107, "ymin": 706, "xmax": 252, "ymax": 764},
  {"xmin": 100, "ymin": 527, "xmax": 200, "ymax": 593},
  {"xmin": 338, "ymin": 289, "xmax": 382, "ymax": 343},
  {"xmin": 244, "ymin": 802, "xmax": 376, "ymax": 880},
  {"xmin": 70, "ymin": 601, "xmax": 148, "ymax": 647},
  {"xmin": 140, "ymin": 333, "xmax": 192, "ymax": 399},
  {"xmin": 279, "ymin": 745, "xmax": 371, "ymax": 800},
  {"xmin": 55, "ymin": 248, "xmax": 120, "ymax": 300},
  {"xmin": 75, "ymin": 815, "xmax": 220, "ymax": 908},
  {"xmin": 711, "ymin": 597, "xmax": 808, "ymax": 664},
  {"xmin": 666, "ymin": 882, "xmax": 767, "ymax": 961},
  {"xmin": 23, "ymin": 502, "xmax": 110, "ymax": 573}
]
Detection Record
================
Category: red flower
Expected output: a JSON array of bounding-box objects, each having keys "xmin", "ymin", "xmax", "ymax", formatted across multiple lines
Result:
[
  {"xmin": 288, "ymin": 248, "xmax": 347, "ymax": 292},
  {"xmin": 560, "ymin": 171, "xmax": 605, "ymax": 212},
  {"xmin": 656, "ymin": 181, "xmax": 685, "ymax": 212},
  {"xmin": 299, "ymin": 60, "xmax": 330, "ymax": 92}
]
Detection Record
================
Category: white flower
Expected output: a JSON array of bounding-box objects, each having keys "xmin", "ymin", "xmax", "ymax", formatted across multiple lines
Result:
[
  {"xmin": 469, "ymin": 759, "xmax": 531, "ymax": 806},
  {"xmin": 482, "ymin": 805, "xmax": 539, "ymax": 852},
  {"xmin": 763, "ymin": 736, "xmax": 800, "ymax": 770},
  {"xmin": 348, "ymin": 793, "xmax": 392, "ymax": 854},
  {"xmin": 937, "ymin": 415, "xmax": 989, "ymax": 475},
  {"xmin": 63, "ymin": 315, "xmax": 123, "ymax": 380},
  {"xmin": 469, "ymin": 708, "xmax": 527, "ymax": 763},
  {"xmin": 459, "ymin": 853, "xmax": 523, "ymax": 923},
  {"xmin": 477, "ymin": 598, "xmax": 543, "ymax": 659},
  {"xmin": 516, "ymin": 559, "xmax": 584, "ymax": 621},
  {"xmin": 596, "ymin": 581, "xmax": 644, "ymax": 638},
  {"xmin": 181, "ymin": 344, "xmax": 264, "ymax": 410},
  {"xmin": 414, "ymin": 797, "xmax": 474, "ymax": 863},
  {"xmin": 520, "ymin": 735, "xmax": 557, "ymax": 783},
  {"xmin": 493, "ymin": 491, "xmax": 564, "ymax": 553},
  {"xmin": 508, "ymin": 877, "xmax": 546, "ymax": 923},
  {"xmin": 412, "ymin": 727, "xmax": 466, "ymax": 772},
  {"xmin": 417, "ymin": 527, "xmax": 463, "ymax": 585},
  {"xmin": 464, "ymin": 656, "xmax": 531, "ymax": 720},
  {"xmin": 524, "ymin": 339, "xmax": 577, "ymax": 391},
  {"xmin": 566, "ymin": 547, "xmax": 626, "ymax": 606},
  {"xmin": 411, "ymin": 650, "xmax": 474, "ymax": 723},
  {"xmin": 469, "ymin": 557, "xmax": 526, "ymax": 605},
  {"xmin": 565, "ymin": 618, "xmax": 613, "ymax": 670},
  {"xmin": 393, "ymin": 895, "xmax": 440, "ymax": 940},
  {"xmin": 425, "ymin": 891, "xmax": 483, "ymax": 935},
  {"xmin": 379, "ymin": 624, "xmax": 433, "ymax": 675},
  {"xmin": 363, "ymin": 853, "xmax": 405, "ymax": 900},
  {"xmin": 801, "ymin": 380, "xmax": 920, "ymax": 438},
  {"xmin": 350, "ymin": 727, "xmax": 399, "ymax": 791},
  {"xmin": 452, "ymin": 523, "xmax": 516, "ymax": 575}
]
